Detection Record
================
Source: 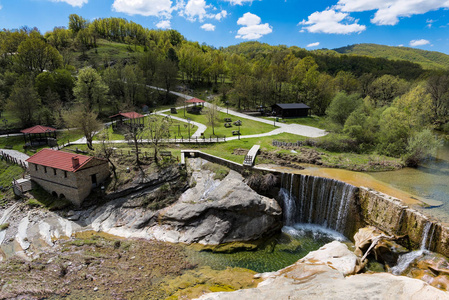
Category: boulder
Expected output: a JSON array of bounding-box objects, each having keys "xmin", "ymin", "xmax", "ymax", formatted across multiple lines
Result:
[
  {"xmin": 354, "ymin": 226, "xmax": 408, "ymax": 267},
  {"xmin": 196, "ymin": 241, "xmax": 449, "ymax": 300},
  {"xmin": 150, "ymin": 169, "xmax": 283, "ymax": 245}
]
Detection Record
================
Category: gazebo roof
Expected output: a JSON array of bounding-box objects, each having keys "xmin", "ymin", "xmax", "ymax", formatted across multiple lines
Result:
[
  {"xmin": 109, "ymin": 112, "xmax": 144, "ymax": 119},
  {"xmin": 20, "ymin": 125, "xmax": 57, "ymax": 134},
  {"xmin": 185, "ymin": 98, "xmax": 205, "ymax": 103}
]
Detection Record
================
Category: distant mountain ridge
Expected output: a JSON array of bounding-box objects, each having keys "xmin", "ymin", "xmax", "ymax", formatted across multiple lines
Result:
[{"xmin": 333, "ymin": 43, "xmax": 449, "ymax": 70}]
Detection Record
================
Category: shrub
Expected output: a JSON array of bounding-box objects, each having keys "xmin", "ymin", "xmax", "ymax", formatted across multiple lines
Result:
[{"xmin": 404, "ymin": 129, "xmax": 442, "ymax": 167}]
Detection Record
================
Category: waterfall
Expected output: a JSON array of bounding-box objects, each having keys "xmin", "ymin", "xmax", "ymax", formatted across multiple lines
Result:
[
  {"xmin": 279, "ymin": 173, "xmax": 357, "ymax": 236},
  {"xmin": 391, "ymin": 220, "xmax": 435, "ymax": 275}
]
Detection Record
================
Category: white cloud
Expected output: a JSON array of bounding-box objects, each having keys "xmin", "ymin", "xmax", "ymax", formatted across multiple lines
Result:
[
  {"xmin": 237, "ymin": 12, "xmax": 261, "ymax": 26},
  {"xmin": 184, "ymin": 0, "xmax": 209, "ymax": 21},
  {"xmin": 236, "ymin": 12, "xmax": 272, "ymax": 40},
  {"xmin": 224, "ymin": 0, "xmax": 255, "ymax": 5},
  {"xmin": 299, "ymin": 9, "xmax": 366, "ymax": 34},
  {"xmin": 410, "ymin": 39, "xmax": 430, "ymax": 47},
  {"xmin": 201, "ymin": 23, "xmax": 215, "ymax": 31},
  {"xmin": 51, "ymin": 0, "xmax": 88, "ymax": 7},
  {"xmin": 112, "ymin": 0, "xmax": 173, "ymax": 18},
  {"xmin": 307, "ymin": 42, "xmax": 320, "ymax": 48},
  {"xmin": 335, "ymin": 0, "xmax": 449, "ymax": 26},
  {"xmin": 180, "ymin": 0, "xmax": 227, "ymax": 22},
  {"xmin": 156, "ymin": 20, "xmax": 171, "ymax": 29},
  {"xmin": 215, "ymin": 10, "xmax": 228, "ymax": 21}
]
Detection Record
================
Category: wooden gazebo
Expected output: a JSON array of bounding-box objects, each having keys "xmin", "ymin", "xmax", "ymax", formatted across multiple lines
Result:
[
  {"xmin": 21, "ymin": 125, "xmax": 57, "ymax": 146},
  {"xmin": 185, "ymin": 98, "xmax": 205, "ymax": 114},
  {"xmin": 109, "ymin": 112, "xmax": 144, "ymax": 129},
  {"xmin": 185, "ymin": 98, "xmax": 205, "ymax": 105}
]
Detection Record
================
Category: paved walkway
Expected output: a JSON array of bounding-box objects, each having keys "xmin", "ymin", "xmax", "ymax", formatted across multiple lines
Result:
[
  {"xmin": 0, "ymin": 149, "xmax": 29, "ymax": 167},
  {"xmin": 156, "ymin": 110, "xmax": 206, "ymax": 138},
  {"xmin": 65, "ymin": 87, "xmax": 328, "ymax": 146}
]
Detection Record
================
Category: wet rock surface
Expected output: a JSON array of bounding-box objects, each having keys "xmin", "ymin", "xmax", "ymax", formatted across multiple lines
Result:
[
  {"xmin": 0, "ymin": 159, "xmax": 282, "ymax": 261},
  {"xmin": 196, "ymin": 241, "xmax": 449, "ymax": 300}
]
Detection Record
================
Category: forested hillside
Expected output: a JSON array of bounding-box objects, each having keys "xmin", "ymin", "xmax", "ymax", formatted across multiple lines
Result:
[
  {"xmin": 334, "ymin": 43, "xmax": 449, "ymax": 70},
  {"xmin": 0, "ymin": 15, "xmax": 448, "ymax": 165}
]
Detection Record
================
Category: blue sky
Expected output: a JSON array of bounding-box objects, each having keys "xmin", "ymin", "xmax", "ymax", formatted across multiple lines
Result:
[{"xmin": 1, "ymin": 0, "xmax": 449, "ymax": 54}]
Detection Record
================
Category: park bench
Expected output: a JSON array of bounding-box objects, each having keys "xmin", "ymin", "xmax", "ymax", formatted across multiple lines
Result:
[
  {"xmin": 233, "ymin": 120, "xmax": 242, "ymax": 126},
  {"xmin": 160, "ymin": 151, "xmax": 172, "ymax": 157},
  {"xmin": 170, "ymin": 108, "xmax": 177, "ymax": 114},
  {"xmin": 224, "ymin": 123, "xmax": 232, "ymax": 128},
  {"xmin": 232, "ymin": 130, "xmax": 240, "ymax": 135}
]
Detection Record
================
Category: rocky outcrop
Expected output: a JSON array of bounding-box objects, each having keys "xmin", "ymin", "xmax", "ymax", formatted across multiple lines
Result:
[
  {"xmin": 82, "ymin": 164, "xmax": 282, "ymax": 245},
  {"xmin": 144, "ymin": 163, "xmax": 282, "ymax": 245},
  {"xmin": 196, "ymin": 241, "xmax": 449, "ymax": 300},
  {"xmin": 1, "ymin": 158, "xmax": 282, "ymax": 260}
]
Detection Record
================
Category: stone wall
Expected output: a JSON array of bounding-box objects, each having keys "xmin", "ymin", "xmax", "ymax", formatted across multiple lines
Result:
[
  {"xmin": 182, "ymin": 150, "xmax": 246, "ymax": 173},
  {"xmin": 29, "ymin": 162, "xmax": 79, "ymax": 202},
  {"xmin": 358, "ymin": 187, "xmax": 449, "ymax": 257},
  {"xmin": 179, "ymin": 153, "xmax": 449, "ymax": 257},
  {"xmin": 29, "ymin": 160, "xmax": 110, "ymax": 207},
  {"xmin": 75, "ymin": 161, "xmax": 110, "ymax": 205}
]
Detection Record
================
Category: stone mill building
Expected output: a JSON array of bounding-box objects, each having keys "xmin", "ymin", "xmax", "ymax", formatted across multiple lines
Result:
[{"xmin": 26, "ymin": 149, "xmax": 110, "ymax": 206}]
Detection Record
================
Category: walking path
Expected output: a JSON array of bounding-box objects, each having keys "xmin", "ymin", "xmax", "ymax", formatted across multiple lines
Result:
[
  {"xmin": 0, "ymin": 149, "xmax": 29, "ymax": 167},
  {"xmin": 13, "ymin": 87, "xmax": 327, "ymax": 147},
  {"xmin": 155, "ymin": 110, "xmax": 206, "ymax": 138}
]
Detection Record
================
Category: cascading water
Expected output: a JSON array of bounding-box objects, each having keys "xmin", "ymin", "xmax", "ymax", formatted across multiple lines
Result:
[
  {"xmin": 279, "ymin": 173, "xmax": 358, "ymax": 236},
  {"xmin": 391, "ymin": 221, "xmax": 435, "ymax": 275}
]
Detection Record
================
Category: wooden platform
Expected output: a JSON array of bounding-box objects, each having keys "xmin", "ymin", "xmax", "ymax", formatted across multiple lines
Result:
[{"xmin": 243, "ymin": 145, "xmax": 260, "ymax": 166}]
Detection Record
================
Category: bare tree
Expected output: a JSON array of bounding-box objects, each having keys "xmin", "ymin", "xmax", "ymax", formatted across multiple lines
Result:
[
  {"xmin": 63, "ymin": 105, "xmax": 101, "ymax": 150},
  {"xmin": 206, "ymin": 100, "xmax": 220, "ymax": 136},
  {"xmin": 147, "ymin": 114, "xmax": 171, "ymax": 163},
  {"xmin": 124, "ymin": 125, "xmax": 145, "ymax": 167},
  {"xmin": 95, "ymin": 129, "xmax": 118, "ymax": 190}
]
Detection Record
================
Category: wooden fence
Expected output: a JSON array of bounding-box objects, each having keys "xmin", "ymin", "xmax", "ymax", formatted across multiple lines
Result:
[
  {"xmin": 272, "ymin": 140, "xmax": 303, "ymax": 147},
  {"xmin": 0, "ymin": 151, "xmax": 27, "ymax": 169}
]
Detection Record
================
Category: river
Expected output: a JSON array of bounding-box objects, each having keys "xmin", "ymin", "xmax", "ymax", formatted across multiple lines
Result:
[{"xmin": 368, "ymin": 137, "xmax": 449, "ymax": 222}]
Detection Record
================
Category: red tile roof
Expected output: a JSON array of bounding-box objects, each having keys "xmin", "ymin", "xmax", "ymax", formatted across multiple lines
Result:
[
  {"xmin": 185, "ymin": 98, "xmax": 205, "ymax": 103},
  {"xmin": 26, "ymin": 149, "xmax": 96, "ymax": 172},
  {"xmin": 21, "ymin": 125, "xmax": 57, "ymax": 134},
  {"xmin": 109, "ymin": 112, "xmax": 144, "ymax": 119}
]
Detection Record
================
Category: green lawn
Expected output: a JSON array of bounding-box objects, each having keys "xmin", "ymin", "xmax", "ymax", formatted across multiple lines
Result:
[
  {"xmin": 262, "ymin": 115, "xmax": 328, "ymax": 129},
  {"xmin": 172, "ymin": 108, "xmax": 278, "ymax": 138},
  {"xmin": 93, "ymin": 115, "xmax": 198, "ymax": 140},
  {"xmin": 0, "ymin": 160, "xmax": 25, "ymax": 202},
  {"xmin": 0, "ymin": 130, "xmax": 83, "ymax": 154}
]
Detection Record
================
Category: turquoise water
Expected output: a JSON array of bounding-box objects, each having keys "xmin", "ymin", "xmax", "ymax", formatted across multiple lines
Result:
[
  {"xmin": 369, "ymin": 137, "xmax": 449, "ymax": 222},
  {"xmin": 185, "ymin": 224, "xmax": 348, "ymax": 273}
]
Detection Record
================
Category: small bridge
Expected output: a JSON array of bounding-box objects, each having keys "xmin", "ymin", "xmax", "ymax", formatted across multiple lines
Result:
[{"xmin": 243, "ymin": 145, "xmax": 260, "ymax": 167}]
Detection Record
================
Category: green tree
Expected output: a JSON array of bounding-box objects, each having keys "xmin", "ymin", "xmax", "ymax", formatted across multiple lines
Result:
[
  {"xmin": 16, "ymin": 37, "xmax": 63, "ymax": 72},
  {"xmin": 368, "ymin": 75, "xmax": 409, "ymax": 106},
  {"xmin": 73, "ymin": 67, "xmax": 109, "ymax": 113},
  {"xmin": 157, "ymin": 58, "xmax": 178, "ymax": 104},
  {"xmin": 344, "ymin": 97, "xmax": 379, "ymax": 147},
  {"xmin": 392, "ymin": 85, "xmax": 434, "ymax": 130},
  {"xmin": 6, "ymin": 77, "xmax": 40, "ymax": 127},
  {"xmin": 326, "ymin": 92, "xmax": 363, "ymax": 127},
  {"xmin": 404, "ymin": 129, "xmax": 442, "ymax": 167},
  {"xmin": 68, "ymin": 14, "xmax": 88, "ymax": 34},
  {"xmin": 426, "ymin": 73, "xmax": 449, "ymax": 123}
]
